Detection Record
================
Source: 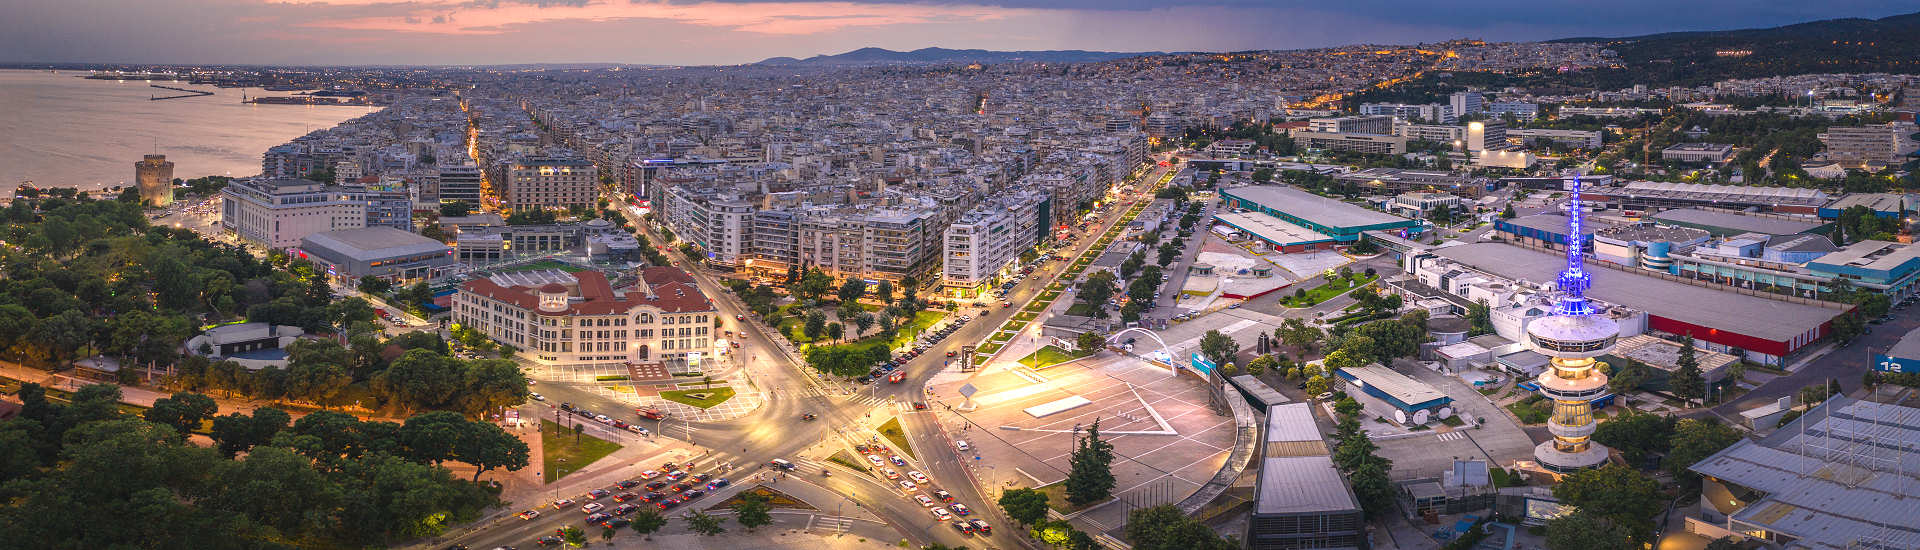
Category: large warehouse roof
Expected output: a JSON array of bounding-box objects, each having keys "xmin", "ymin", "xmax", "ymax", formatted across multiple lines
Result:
[
  {"xmin": 1429, "ymin": 243, "xmax": 1840, "ymax": 342},
  {"xmin": 1689, "ymin": 396, "xmax": 1920, "ymax": 549},
  {"xmin": 1338, "ymin": 365, "xmax": 1448, "ymax": 407},
  {"xmin": 1214, "ymin": 212, "xmax": 1334, "ymax": 246},
  {"xmin": 300, "ymin": 227, "xmax": 450, "ymax": 262},
  {"xmin": 1254, "ymin": 404, "xmax": 1359, "ymax": 516},
  {"xmin": 1649, "ymin": 208, "xmax": 1823, "ymax": 236},
  {"xmin": 1226, "ymin": 185, "xmax": 1408, "ymax": 229},
  {"xmin": 1617, "ymin": 181, "xmax": 1829, "ymax": 206}
]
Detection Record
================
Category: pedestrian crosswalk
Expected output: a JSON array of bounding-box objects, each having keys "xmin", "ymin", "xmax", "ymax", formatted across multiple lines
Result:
[
  {"xmin": 811, "ymin": 515, "xmax": 854, "ymax": 533},
  {"xmin": 1436, "ymin": 431, "xmax": 1467, "ymax": 442}
]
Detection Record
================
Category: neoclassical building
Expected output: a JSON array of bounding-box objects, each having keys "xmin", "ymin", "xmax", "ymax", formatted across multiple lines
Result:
[{"xmin": 453, "ymin": 267, "xmax": 716, "ymax": 368}]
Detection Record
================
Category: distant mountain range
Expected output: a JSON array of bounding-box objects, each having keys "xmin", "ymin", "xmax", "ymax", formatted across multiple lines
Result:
[
  {"xmin": 1548, "ymin": 11, "xmax": 1920, "ymax": 85},
  {"xmin": 755, "ymin": 47, "xmax": 1159, "ymax": 67}
]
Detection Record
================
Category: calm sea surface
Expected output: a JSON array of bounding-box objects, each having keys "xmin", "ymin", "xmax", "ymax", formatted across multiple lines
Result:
[{"xmin": 0, "ymin": 69, "xmax": 374, "ymax": 193}]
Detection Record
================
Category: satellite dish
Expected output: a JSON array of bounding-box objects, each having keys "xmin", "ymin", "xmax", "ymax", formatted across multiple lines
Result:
[
  {"xmin": 1437, "ymin": 407, "xmax": 1455, "ymax": 419},
  {"xmin": 1393, "ymin": 409, "xmax": 1408, "ymax": 425},
  {"xmin": 1413, "ymin": 409, "xmax": 1431, "ymax": 426}
]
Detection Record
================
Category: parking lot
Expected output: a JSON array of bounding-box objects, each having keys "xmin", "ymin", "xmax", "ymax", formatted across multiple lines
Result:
[{"xmin": 930, "ymin": 353, "xmax": 1236, "ymax": 534}]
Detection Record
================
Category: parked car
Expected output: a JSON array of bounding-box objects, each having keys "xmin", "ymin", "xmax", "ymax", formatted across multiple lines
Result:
[
  {"xmin": 914, "ymin": 494, "xmax": 936, "ymax": 507},
  {"xmin": 933, "ymin": 490, "xmax": 955, "ymax": 502},
  {"xmin": 970, "ymin": 519, "xmax": 992, "ymax": 534},
  {"xmin": 952, "ymin": 503, "xmax": 972, "ymax": 516},
  {"xmin": 907, "ymin": 471, "xmax": 929, "ymax": 484},
  {"xmin": 930, "ymin": 507, "xmax": 952, "ymax": 520},
  {"xmin": 580, "ymin": 503, "xmax": 604, "ymax": 513},
  {"xmin": 517, "ymin": 510, "xmax": 541, "ymax": 520},
  {"xmin": 586, "ymin": 489, "xmax": 610, "ymax": 500}
]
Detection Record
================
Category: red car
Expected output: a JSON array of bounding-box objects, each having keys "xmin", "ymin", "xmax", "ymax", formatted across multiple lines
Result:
[{"xmin": 888, "ymin": 371, "xmax": 905, "ymax": 384}]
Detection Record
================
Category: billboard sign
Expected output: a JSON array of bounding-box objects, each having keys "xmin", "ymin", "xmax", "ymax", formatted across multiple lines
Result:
[
  {"xmin": 1873, "ymin": 353, "xmax": 1920, "ymax": 373},
  {"xmin": 1188, "ymin": 353, "xmax": 1216, "ymax": 375}
]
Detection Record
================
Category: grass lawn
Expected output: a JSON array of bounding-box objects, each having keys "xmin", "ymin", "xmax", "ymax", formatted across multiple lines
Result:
[
  {"xmin": 659, "ymin": 387, "xmax": 737, "ymax": 409},
  {"xmin": 1035, "ymin": 482, "xmax": 1108, "ymax": 514},
  {"xmin": 1506, "ymin": 400, "xmax": 1550, "ymax": 425},
  {"xmin": 828, "ymin": 450, "xmax": 871, "ymax": 473},
  {"xmin": 541, "ymin": 419, "xmax": 622, "ymax": 483},
  {"xmin": 1064, "ymin": 303, "xmax": 1097, "ymax": 317},
  {"xmin": 878, "ymin": 417, "xmax": 915, "ymax": 459},
  {"xmin": 989, "ymin": 331, "xmax": 1014, "ymax": 343},
  {"xmin": 713, "ymin": 486, "xmax": 814, "ymax": 510},
  {"xmin": 887, "ymin": 310, "xmax": 948, "ymax": 348},
  {"xmin": 1439, "ymin": 415, "xmax": 1467, "ymax": 427},
  {"xmin": 1016, "ymin": 345, "xmax": 1087, "ymax": 369},
  {"xmin": 977, "ymin": 342, "xmax": 1003, "ymax": 355},
  {"xmin": 1279, "ymin": 273, "xmax": 1379, "ymax": 308}
]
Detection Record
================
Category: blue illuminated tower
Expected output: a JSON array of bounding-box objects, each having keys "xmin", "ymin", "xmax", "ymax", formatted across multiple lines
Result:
[{"xmin": 1525, "ymin": 174, "xmax": 1615, "ymax": 473}]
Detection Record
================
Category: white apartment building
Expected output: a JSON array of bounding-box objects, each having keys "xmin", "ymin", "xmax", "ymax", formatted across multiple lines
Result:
[
  {"xmin": 1450, "ymin": 92, "xmax": 1484, "ymax": 117},
  {"xmin": 943, "ymin": 191, "xmax": 1047, "ymax": 298},
  {"xmin": 659, "ymin": 185, "xmax": 756, "ymax": 267},
  {"xmin": 220, "ymin": 178, "xmax": 367, "ymax": 249},
  {"xmin": 505, "ymin": 157, "xmax": 597, "ymax": 209},
  {"xmin": 1487, "ymin": 101, "xmax": 1540, "ymax": 121},
  {"xmin": 453, "ymin": 267, "xmax": 717, "ymax": 368},
  {"xmin": 1507, "ymin": 128, "xmax": 1603, "ymax": 149},
  {"xmin": 1466, "ymin": 121, "xmax": 1509, "ymax": 152},
  {"xmin": 1307, "ymin": 115, "xmax": 1395, "ymax": 135},
  {"xmin": 1360, "ymin": 103, "xmax": 1455, "ymax": 124},
  {"xmin": 1819, "ymin": 121, "xmax": 1920, "ymax": 169},
  {"xmin": 1398, "ymin": 123, "xmax": 1467, "ymax": 143}
]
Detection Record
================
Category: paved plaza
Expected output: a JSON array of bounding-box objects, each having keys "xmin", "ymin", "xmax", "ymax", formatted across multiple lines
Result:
[{"xmin": 930, "ymin": 353, "xmax": 1237, "ymax": 534}]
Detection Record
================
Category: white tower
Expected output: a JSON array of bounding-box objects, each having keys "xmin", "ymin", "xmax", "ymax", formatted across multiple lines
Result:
[{"xmin": 1527, "ymin": 175, "xmax": 1614, "ymax": 473}]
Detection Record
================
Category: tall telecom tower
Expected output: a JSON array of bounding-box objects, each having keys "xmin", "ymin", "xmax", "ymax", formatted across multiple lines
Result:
[{"xmin": 1526, "ymin": 174, "xmax": 1615, "ymax": 473}]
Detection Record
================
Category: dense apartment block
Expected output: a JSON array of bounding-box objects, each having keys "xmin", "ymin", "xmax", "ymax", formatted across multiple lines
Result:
[{"xmin": 505, "ymin": 156, "xmax": 597, "ymax": 209}]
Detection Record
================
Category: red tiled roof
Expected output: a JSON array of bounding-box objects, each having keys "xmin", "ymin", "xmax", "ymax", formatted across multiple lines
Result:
[{"xmin": 459, "ymin": 268, "xmax": 714, "ymax": 316}]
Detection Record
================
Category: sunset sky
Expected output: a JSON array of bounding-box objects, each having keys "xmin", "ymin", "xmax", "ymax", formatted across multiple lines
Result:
[{"xmin": 2, "ymin": 1, "xmax": 1909, "ymax": 66}]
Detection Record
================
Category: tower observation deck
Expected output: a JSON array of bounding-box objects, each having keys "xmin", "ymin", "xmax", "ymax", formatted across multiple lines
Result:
[{"xmin": 1527, "ymin": 175, "xmax": 1615, "ymax": 473}]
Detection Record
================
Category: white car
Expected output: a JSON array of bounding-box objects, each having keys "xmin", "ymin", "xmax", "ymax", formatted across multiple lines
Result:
[
  {"xmin": 930, "ymin": 507, "xmax": 952, "ymax": 520},
  {"xmin": 907, "ymin": 471, "xmax": 929, "ymax": 484},
  {"xmin": 866, "ymin": 454, "xmax": 886, "ymax": 467},
  {"xmin": 954, "ymin": 440, "xmax": 970, "ymax": 452},
  {"xmin": 581, "ymin": 503, "xmax": 604, "ymax": 513},
  {"xmin": 914, "ymin": 494, "xmax": 936, "ymax": 507},
  {"xmin": 884, "ymin": 468, "xmax": 900, "ymax": 480},
  {"xmin": 530, "ymin": 393, "xmax": 545, "ymax": 401},
  {"xmin": 639, "ymin": 470, "xmax": 660, "ymax": 479},
  {"xmin": 899, "ymin": 480, "xmax": 918, "ymax": 492}
]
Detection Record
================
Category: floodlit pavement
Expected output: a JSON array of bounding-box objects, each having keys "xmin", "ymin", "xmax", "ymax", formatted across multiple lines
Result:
[{"xmin": 928, "ymin": 352, "xmax": 1236, "ymax": 536}]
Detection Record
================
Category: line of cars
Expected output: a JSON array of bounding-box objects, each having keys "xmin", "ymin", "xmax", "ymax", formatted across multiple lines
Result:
[
  {"xmin": 557, "ymin": 402, "xmax": 650, "ymax": 435},
  {"xmin": 520, "ymin": 461, "xmax": 731, "ymax": 546},
  {"xmin": 855, "ymin": 315, "xmax": 972, "ymax": 385},
  {"xmin": 854, "ymin": 444, "xmax": 991, "ymax": 537}
]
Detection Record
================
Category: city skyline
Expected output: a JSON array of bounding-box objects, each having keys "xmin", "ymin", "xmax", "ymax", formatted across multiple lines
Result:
[{"xmin": 1, "ymin": 0, "xmax": 1912, "ymax": 66}]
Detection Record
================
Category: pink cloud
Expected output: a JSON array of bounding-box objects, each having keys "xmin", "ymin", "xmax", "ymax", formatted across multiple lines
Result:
[{"xmin": 287, "ymin": 0, "xmax": 1031, "ymax": 36}]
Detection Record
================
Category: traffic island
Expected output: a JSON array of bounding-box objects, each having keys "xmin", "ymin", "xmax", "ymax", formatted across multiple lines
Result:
[
  {"xmin": 1015, "ymin": 345, "xmax": 1090, "ymax": 370},
  {"xmin": 540, "ymin": 419, "xmax": 622, "ymax": 483},
  {"xmin": 877, "ymin": 418, "xmax": 914, "ymax": 459},
  {"xmin": 659, "ymin": 387, "xmax": 736, "ymax": 409},
  {"xmin": 711, "ymin": 485, "xmax": 815, "ymax": 510}
]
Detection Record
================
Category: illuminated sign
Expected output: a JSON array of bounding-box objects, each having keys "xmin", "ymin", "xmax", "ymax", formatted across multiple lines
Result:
[
  {"xmin": 1189, "ymin": 353, "xmax": 1216, "ymax": 375},
  {"xmin": 1873, "ymin": 353, "xmax": 1920, "ymax": 373}
]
